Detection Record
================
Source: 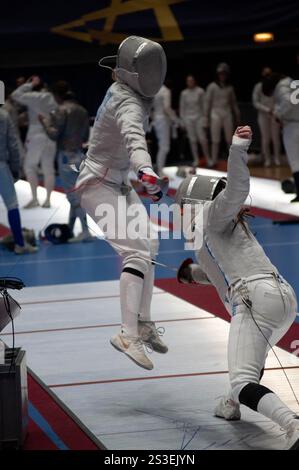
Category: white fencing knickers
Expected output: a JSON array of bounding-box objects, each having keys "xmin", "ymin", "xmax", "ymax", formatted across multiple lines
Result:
[
  {"xmin": 226, "ymin": 274, "xmax": 297, "ymax": 403},
  {"xmin": 76, "ymin": 163, "xmax": 159, "ymax": 335},
  {"xmin": 24, "ymin": 127, "xmax": 56, "ymax": 180},
  {"xmin": 282, "ymin": 122, "xmax": 299, "ymax": 173},
  {"xmin": 153, "ymin": 117, "xmax": 171, "ymax": 176}
]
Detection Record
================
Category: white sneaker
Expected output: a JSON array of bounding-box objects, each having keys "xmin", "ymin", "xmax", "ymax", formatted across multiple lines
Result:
[
  {"xmin": 264, "ymin": 159, "xmax": 271, "ymax": 168},
  {"xmin": 23, "ymin": 199, "xmax": 39, "ymax": 209},
  {"xmin": 285, "ymin": 417, "xmax": 299, "ymax": 450},
  {"xmin": 138, "ymin": 320, "xmax": 168, "ymax": 354},
  {"xmin": 214, "ymin": 397, "xmax": 241, "ymax": 421},
  {"xmin": 14, "ymin": 243, "xmax": 38, "ymax": 255},
  {"xmin": 110, "ymin": 332, "xmax": 154, "ymax": 370}
]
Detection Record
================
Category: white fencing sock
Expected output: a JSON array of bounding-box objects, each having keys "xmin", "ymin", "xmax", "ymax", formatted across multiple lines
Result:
[
  {"xmin": 257, "ymin": 393, "xmax": 296, "ymax": 430},
  {"xmin": 239, "ymin": 383, "xmax": 296, "ymax": 430},
  {"xmin": 139, "ymin": 265, "xmax": 155, "ymax": 322},
  {"xmin": 120, "ymin": 269, "xmax": 144, "ymax": 337}
]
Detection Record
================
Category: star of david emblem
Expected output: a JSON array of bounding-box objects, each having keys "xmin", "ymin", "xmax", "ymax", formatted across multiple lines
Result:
[{"xmin": 51, "ymin": 0, "xmax": 185, "ymax": 45}]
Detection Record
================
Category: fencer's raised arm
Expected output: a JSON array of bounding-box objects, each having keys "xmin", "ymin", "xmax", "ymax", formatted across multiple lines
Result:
[
  {"xmin": 11, "ymin": 82, "xmax": 51, "ymax": 110},
  {"xmin": 208, "ymin": 130, "xmax": 251, "ymax": 232},
  {"xmin": 115, "ymin": 97, "xmax": 152, "ymax": 174},
  {"xmin": 11, "ymin": 82, "xmax": 36, "ymax": 106}
]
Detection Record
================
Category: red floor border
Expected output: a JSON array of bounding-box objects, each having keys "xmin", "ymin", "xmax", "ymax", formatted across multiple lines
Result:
[{"xmin": 24, "ymin": 370, "xmax": 104, "ymax": 450}]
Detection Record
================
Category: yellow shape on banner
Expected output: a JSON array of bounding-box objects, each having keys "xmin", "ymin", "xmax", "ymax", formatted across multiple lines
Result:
[{"xmin": 51, "ymin": 0, "xmax": 185, "ymax": 44}]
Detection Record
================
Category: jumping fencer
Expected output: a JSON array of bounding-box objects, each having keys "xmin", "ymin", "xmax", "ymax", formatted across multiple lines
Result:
[
  {"xmin": 179, "ymin": 75, "xmax": 211, "ymax": 168},
  {"xmin": 204, "ymin": 63, "xmax": 240, "ymax": 166},
  {"xmin": 252, "ymin": 67, "xmax": 281, "ymax": 167},
  {"xmin": 176, "ymin": 126, "xmax": 299, "ymax": 449},
  {"xmin": 152, "ymin": 82, "xmax": 177, "ymax": 176},
  {"xmin": 12, "ymin": 76, "xmax": 57, "ymax": 208},
  {"xmin": 263, "ymin": 73, "xmax": 299, "ymax": 202},
  {"xmin": 75, "ymin": 36, "xmax": 168, "ymax": 370}
]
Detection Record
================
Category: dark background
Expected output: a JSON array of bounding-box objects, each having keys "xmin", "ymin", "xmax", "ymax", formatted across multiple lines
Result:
[{"xmin": 1, "ymin": 0, "xmax": 299, "ymax": 114}]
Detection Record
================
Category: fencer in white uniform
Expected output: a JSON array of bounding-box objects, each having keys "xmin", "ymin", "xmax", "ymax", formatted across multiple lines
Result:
[
  {"xmin": 252, "ymin": 67, "xmax": 281, "ymax": 167},
  {"xmin": 176, "ymin": 126, "xmax": 299, "ymax": 449},
  {"xmin": 152, "ymin": 83, "xmax": 177, "ymax": 176},
  {"xmin": 205, "ymin": 63, "xmax": 240, "ymax": 165},
  {"xmin": 75, "ymin": 36, "xmax": 168, "ymax": 370},
  {"xmin": 179, "ymin": 75, "xmax": 211, "ymax": 167},
  {"xmin": 263, "ymin": 73, "xmax": 299, "ymax": 202},
  {"xmin": 12, "ymin": 76, "xmax": 57, "ymax": 208}
]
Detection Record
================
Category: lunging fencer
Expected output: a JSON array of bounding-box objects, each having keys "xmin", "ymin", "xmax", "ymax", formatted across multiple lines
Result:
[
  {"xmin": 179, "ymin": 75, "xmax": 211, "ymax": 167},
  {"xmin": 176, "ymin": 126, "xmax": 299, "ymax": 449},
  {"xmin": 75, "ymin": 36, "xmax": 168, "ymax": 370}
]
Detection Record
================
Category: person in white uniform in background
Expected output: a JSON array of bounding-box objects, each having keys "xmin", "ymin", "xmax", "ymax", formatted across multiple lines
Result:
[
  {"xmin": 176, "ymin": 125, "xmax": 299, "ymax": 450},
  {"xmin": 263, "ymin": 73, "xmax": 299, "ymax": 202},
  {"xmin": 179, "ymin": 75, "xmax": 211, "ymax": 167},
  {"xmin": 252, "ymin": 67, "xmax": 281, "ymax": 167},
  {"xmin": 152, "ymin": 82, "xmax": 177, "ymax": 176},
  {"xmin": 205, "ymin": 63, "xmax": 240, "ymax": 166},
  {"xmin": 12, "ymin": 76, "xmax": 57, "ymax": 208},
  {"xmin": 76, "ymin": 36, "xmax": 168, "ymax": 370}
]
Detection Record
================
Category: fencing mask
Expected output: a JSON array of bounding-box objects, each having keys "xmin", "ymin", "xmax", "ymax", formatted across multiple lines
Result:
[
  {"xmin": 175, "ymin": 175, "xmax": 227, "ymax": 207},
  {"xmin": 99, "ymin": 36, "xmax": 167, "ymax": 97}
]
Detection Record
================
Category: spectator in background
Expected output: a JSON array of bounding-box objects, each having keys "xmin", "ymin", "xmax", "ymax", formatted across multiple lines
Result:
[
  {"xmin": 152, "ymin": 82, "xmax": 177, "ymax": 176},
  {"xmin": 0, "ymin": 107, "xmax": 37, "ymax": 254},
  {"xmin": 263, "ymin": 73, "xmax": 299, "ymax": 202},
  {"xmin": 12, "ymin": 76, "xmax": 57, "ymax": 209},
  {"xmin": 204, "ymin": 63, "xmax": 240, "ymax": 166},
  {"xmin": 179, "ymin": 75, "xmax": 211, "ymax": 167},
  {"xmin": 3, "ymin": 88, "xmax": 25, "ymax": 163},
  {"xmin": 252, "ymin": 67, "xmax": 281, "ymax": 167},
  {"xmin": 39, "ymin": 81, "xmax": 92, "ymax": 242}
]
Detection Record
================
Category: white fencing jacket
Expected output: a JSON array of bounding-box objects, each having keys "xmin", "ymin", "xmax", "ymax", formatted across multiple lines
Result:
[
  {"xmin": 86, "ymin": 81, "xmax": 153, "ymax": 175},
  {"xmin": 194, "ymin": 136, "xmax": 277, "ymax": 304},
  {"xmin": 274, "ymin": 77, "xmax": 299, "ymax": 124}
]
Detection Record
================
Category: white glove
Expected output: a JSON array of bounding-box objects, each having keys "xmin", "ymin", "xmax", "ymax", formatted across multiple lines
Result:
[
  {"xmin": 232, "ymin": 135, "xmax": 252, "ymax": 150},
  {"xmin": 139, "ymin": 167, "xmax": 161, "ymax": 195},
  {"xmin": 232, "ymin": 126, "xmax": 252, "ymax": 150}
]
